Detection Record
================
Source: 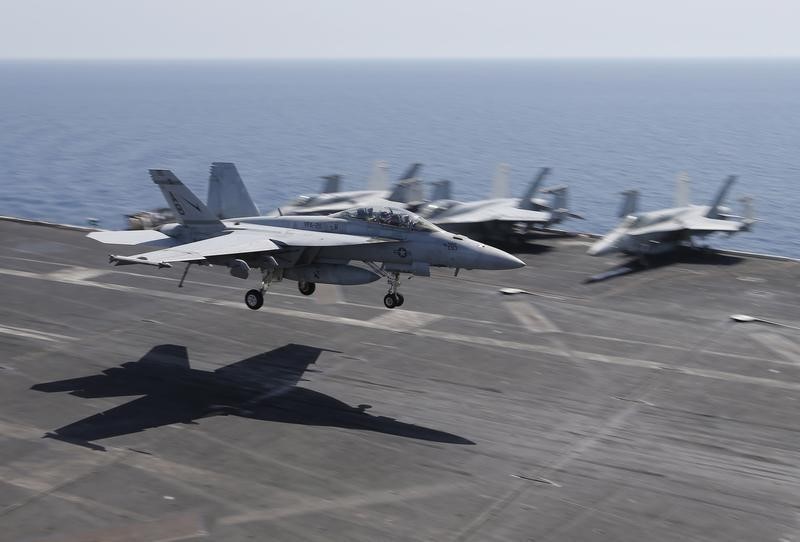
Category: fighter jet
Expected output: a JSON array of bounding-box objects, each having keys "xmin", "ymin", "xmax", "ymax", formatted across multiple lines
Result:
[
  {"xmin": 88, "ymin": 169, "xmax": 524, "ymax": 310},
  {"xmin": 588, "ymin": 174, "xmax": 755, "ymax": 257},
  {"xmin": 417, "ymin": 166, "xmax": 581, "ymax": 243},
  {"xmin": 267, "ymin": 162, "xmax": 425, "ymax": 217}
]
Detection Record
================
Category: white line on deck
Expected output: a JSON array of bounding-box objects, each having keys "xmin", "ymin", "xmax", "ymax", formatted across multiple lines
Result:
[
  {"xmin": 0, "ymin": 324, "xmax": 76, "ymax": 343},
  {"xmin": 2, "ymin": 265, "xmax": 799, "ymax": 391}
]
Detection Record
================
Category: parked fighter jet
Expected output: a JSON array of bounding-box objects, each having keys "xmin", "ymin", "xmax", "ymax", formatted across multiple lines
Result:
[
  {"xmin": 418, "ymin": 167, "xmax": 581, "ymax": 243},
  {"xmin": 268, "ymin": 162, "xmax": 425, "ymax": 217},
  {"xmin": 88, "ymin": 170, "xmax": 524, "ymax": 310},
  {"xmin": 588, "ymin": 174, "xmax": 754, "ymax": 257}
]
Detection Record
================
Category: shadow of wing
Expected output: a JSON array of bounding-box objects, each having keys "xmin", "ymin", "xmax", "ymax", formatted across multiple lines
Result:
[
  {"xmin": 214, "ymin": 344, "xmax": 325, "ymax": 390},
  {"xmin": 46, "ymin": 393, "xmax": 207, "ymax": 448}
]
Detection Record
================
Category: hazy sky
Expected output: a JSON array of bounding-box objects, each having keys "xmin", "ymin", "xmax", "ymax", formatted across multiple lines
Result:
[{"xmin": 1, "ymin": 0, "xmax": 798, "ymax": 59}]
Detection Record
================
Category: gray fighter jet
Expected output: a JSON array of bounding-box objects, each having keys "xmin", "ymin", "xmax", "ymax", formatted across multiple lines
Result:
[
  {"xmin": 588, "ymin": 174, "xmax": 755, "ymax": 257},
  {"xmin": 417, "ymin": 167, "xmax": 580, "ymax": 243},
  {"xmin": 88, "ymin": 170, "xmax": 524, "ymax": 310},
  {"xmin": 266, "ymin": 162, "xmax": 425, "ymax": 217}
]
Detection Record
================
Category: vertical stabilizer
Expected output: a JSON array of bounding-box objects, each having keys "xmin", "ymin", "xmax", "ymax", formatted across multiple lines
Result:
[
  {"xmin": 706, "ymin": 175, "xmax": 737, "ymax": 218},
  {"xmin": 547, "ymin": 186, "xmax": 568, "ymax": 224},
  {"xmin": 618, "ymin": 189, "xmax": 639, "ymax": 218},
  {"xmin": 490, "ymin": 163, "xmax": 511, "ymax": 199},
  {"xmin": 431, "ymin": 180, "xmax": 452, "ymax": 201},
  {"xmin": 367, "ymin": 160, "xmax": 389, "ymax": 190},
  {"xmin": 388, "ymin": 178, "xmax": 424, "ymax": 203},
  {"xmin": 675, "ymin": 171, "xmax": 690, "ymax": 207},
  {"xmin": 740, "ymin": 195, "xmax": 756, "ymax": 230},
  {"xmin": 207, "ymin": 162, "xmax": 260, "ymax": 219},
  {"xmin": 518, "ymin": 167, "xmax": 551, "ymax": 210},
  {"xmin": 320, "ymin": 174, "xmax": 341, "ymax": 193},
  {"xmin": 151, "ymin": 169, "xmax": 225, "ymax": 232},
  {"xmin": 397, "ymin": 162, "xmax": 422, "ymax": 181}
]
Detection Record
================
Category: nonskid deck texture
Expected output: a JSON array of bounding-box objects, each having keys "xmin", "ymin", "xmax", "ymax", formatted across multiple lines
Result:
[{"xmin": 0, "ymin": 218, "xmax": 798, "ymax": 542}]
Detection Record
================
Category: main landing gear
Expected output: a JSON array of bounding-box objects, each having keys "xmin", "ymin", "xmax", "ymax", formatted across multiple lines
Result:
[
  {"xmin": 245, "ymin": 289, "xmax": 263, "ymax": 310},
  {"xmin": 245, "ymin": 267, "xmax": 277, "ymax": 311},
  {"xmin": 383, "ymin": 271, "xmax": 405, "ymax": 309},
  {"xmin": 298, "ymin": 281, "xmax": 316, "ymax": 296}
]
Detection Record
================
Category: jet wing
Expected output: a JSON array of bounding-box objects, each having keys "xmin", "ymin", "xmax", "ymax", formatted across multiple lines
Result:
[
  {"xmin": 111, "ymin": 228, "xmax": 397, "ymax": 266},
  {"xmin": 680, "ymin": 216, "xmax": 743, "ymax": 234},
  {"xmin": 628, "ymin": 217, "xmax": 741, "ymax": 238},
  {"xmin": 434, "ymin": 207, "xmax": 550, "ymax": 225}
]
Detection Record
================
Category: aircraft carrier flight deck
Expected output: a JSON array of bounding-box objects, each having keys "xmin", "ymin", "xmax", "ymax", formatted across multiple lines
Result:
[{"xmin": 0, "ymin": 217, "xmax": 798, "ymax": 541}]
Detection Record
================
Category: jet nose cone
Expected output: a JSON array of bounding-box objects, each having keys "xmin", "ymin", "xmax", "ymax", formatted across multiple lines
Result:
[
  {"xmin": 587, "ymin": 236, "xmax": 618, "ymax": 257},
  {"xmin": 477, "ymin": 245, "xmax": 525, "ymax": 270}
]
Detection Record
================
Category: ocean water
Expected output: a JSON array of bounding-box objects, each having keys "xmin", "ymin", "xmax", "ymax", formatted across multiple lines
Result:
[{"xmin": 0, "ymin": 59, "xmax": 798, "ymax": 257}]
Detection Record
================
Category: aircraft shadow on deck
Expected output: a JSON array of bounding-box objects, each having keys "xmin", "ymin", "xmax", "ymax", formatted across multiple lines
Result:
[
  {"xmin": 31, "ymin": 344, "xmax": 474, "ymax": 451},
  {"xmin": 584, "ymin": 247, "xmax": 745, "ymax": 284}
]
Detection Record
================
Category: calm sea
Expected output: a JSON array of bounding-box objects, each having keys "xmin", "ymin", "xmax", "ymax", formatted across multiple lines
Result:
[{"xmin": 0, "ymin": 60, "xmax": 798, "ymax": 257}]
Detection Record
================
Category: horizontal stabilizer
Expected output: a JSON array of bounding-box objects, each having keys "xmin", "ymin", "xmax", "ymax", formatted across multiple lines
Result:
[{"xmin": 87, "ymin": 230, "xmax": 180, "ymax": 246}]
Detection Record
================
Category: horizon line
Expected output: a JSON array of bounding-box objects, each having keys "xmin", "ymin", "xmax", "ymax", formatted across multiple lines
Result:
[{"xmin": 1, "ymin": 55, "xmax": 800, "ymax": 62}]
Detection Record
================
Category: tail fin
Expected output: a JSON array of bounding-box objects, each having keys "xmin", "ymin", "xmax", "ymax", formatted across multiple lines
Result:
[
  {"xmin": 518, "ymin": 167, "xmax": 551, "ymax": 210},
  {"xmin": 675, "ymin": 171, "xmax": 690, "ymax": 207},
  {"xmin": 546, "ymin": 186, "xmax": 568, "ymax": 224},
  {"xmin": 367, "ymin": 160, "xmax": 389, "ymax": 190},
  {"xmin": 150, "ymin": 169, "xmax": 225, "ymax": 232},
  {"xmin": 320, "ymin": 174, "xmax": 341, "ymax": 193},
  {"xmin": 618, "ymin": 189, "xmax": 639, "ymax": 217},
  {"xmin": 490, "ymin": 163, "xmax": 511, "ymax": 199},
  {"xmin": 706, "ymin": 175, "xmax": 737, "ymax": 218},
  {"xmin": 398, "ymin": 162, "xmax": 422, "ymax": 181},
  {"xmin": 430, "ymin": 180, "xmax": 452, "ymax": 201},
  {"xmin": 740, "ymin": 195, "xmax": 756, "ymax": 230},
  {"xmin": 206, "ymin": 163, "xmax": 260, "ymax": 219},
  {"xmin": 388, "ymin": 178, "xmax": 424, "ymax": 204}
]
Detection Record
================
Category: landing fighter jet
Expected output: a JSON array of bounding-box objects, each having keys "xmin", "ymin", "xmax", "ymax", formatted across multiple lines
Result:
[
  {"xmin": 88, "ymin": 170, "xmax": 523, "ymax": 310},
  {"xmin": 418, "ymin": 167, "xmax": 581, "ymax": 243},
  {"xmin": 268, "ymin": 162, "xmax": 425, "ymax": 217},
  {"xmin": 588, "ymin": 174, "xmax": 755, "ymax": 257}
]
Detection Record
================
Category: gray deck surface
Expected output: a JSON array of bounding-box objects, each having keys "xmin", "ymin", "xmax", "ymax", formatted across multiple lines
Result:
[{"xmin": 0, "ymin": 218, "xmax": 798, "ymax": 541}]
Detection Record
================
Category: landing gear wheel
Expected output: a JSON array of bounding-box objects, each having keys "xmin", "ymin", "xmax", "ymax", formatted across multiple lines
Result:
[
  {"xmin": 245, "ymin": 289, "xmax": 264, "ymax": 310},
  {"xmin": 394, "ymin": 293, "xmax": 404, "ymax": 307},
  {"xmin": 383, "ymin": 293, "xmax": 399, "ymax": 309},
  {"xmin": 298, "ymin": 281, "xmax": 316, "ymax": 296}
]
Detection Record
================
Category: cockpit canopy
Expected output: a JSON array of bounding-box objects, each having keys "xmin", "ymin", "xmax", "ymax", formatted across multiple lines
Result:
[{"xmin": 331, "ymin": 206, "xmax": 441, "ymax": 232}]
